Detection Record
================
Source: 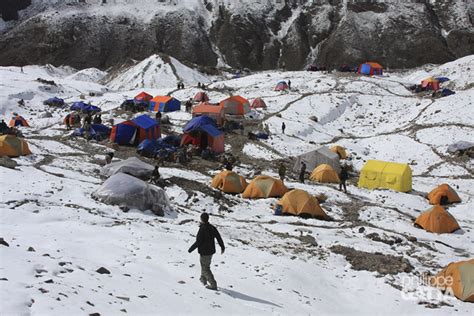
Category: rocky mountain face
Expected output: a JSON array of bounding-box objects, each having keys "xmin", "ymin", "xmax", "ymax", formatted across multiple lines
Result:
[{"xmin": 0, "ymin": 0, "xmax": 472, "ymax": 71}]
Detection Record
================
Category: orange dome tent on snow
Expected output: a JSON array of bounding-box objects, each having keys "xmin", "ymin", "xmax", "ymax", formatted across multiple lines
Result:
[
  {"xmin": 0, "ymin": 135, "xmax": 32, "ymax": 157},
  {"xmin": 193, "ymin": 92, "xmax": 209, "ymax": 103},
  {"xmin": 9, "ymin": 115, "xmax": 29, "ymax": 127},
  {"xmin": 250, "ymin": 97, "xmax": 267, "ymax": 109},
  {"xmin": 211, "ymin": 170, "xmax": 248, "ymax": 194},
  {"xmin": 431, "ymin": 259, "xmax": 474, "ymax": 302},
  {"xmin": 277, "ymin": 189, "xmax": 329, "ymax": 220},
  {"xmin": 421, "ymin": 77, "xmax": 440, "ymax": 91},
  {"xmin": 428, "ymin": 184, "xmax": 461, "ymax": 205},
  {"xmin": 310, "ymin": 164, "xmax": 340, "ymax": 183},
  {"xmin": 242, "ymin": 175, "xmax": 288, "ymax": 199},
  {"xmin": 219, "ymin": 96, "xmax": 250, "ymax": 116},
  {"xmin": 330, "ymin": 145, "xmax": 348, "ymax": 159},
  {"xmin": 414, "ymin": 205, "xmax": 460, "ymax": 234}
]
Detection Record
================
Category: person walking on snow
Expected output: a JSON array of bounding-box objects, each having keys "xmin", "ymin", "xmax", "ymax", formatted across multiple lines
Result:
[
  {"xmin": 281, "ymin": 122, "xmax": 286, "ymax": 134},
  {"xmin": 299, "ymin": 161, "xmax": 306, "ymax": 184},
  {"xmin": 278, "ymin": 163, "xmax": 286, "ymax": 182},
  {"xmin": 188, "ymin": 212, "xmax": 225, "ymax": 291},
  {"xmin": 339, "ymin": 165, "xmax": 349, "ymax": 193},
  {"xmin": 288, "ymin": 80, "xmax": 291, "ymax": 90}
]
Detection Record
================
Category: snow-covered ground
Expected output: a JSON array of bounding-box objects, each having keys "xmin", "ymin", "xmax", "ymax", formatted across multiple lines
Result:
[{"xmin": 1, "ymin": 55, "xmax": 473, "ymax": 315}]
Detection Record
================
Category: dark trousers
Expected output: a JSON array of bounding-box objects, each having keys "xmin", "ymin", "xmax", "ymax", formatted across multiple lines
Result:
[
  {"xmin": 200, "ymin": 255, "xmax": 216, "ymax": 287},
  {"xmin": 299, "ymin": 173, "xmax": 305, "ymax": 183},
  {"xmin": 339, "ymin": 180, "xmax": 347, "ymax": 193}
]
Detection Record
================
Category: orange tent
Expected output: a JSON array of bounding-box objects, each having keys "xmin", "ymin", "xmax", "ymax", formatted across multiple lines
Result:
[
  {"xmin": 277, "ymin": 189, "xmax": 329, "ymax": 220},
  {"xmin": 310, "ymin": 164, "xmax": 340, "ymax": 183},
  {"xmin": 219, "ymin": 96, "xmax": 250, "ymax": 115},
  {"xmin": 330, "ymin": 145, "xmax": 348, "ymax": 159},
  {"xmin": 193, "ymin": 92, "xmax": 209, "ymax": 102},
  {"xmin": 428, "ymin": 184, "xmax": 461, "ymax": 205},
  {"xmin": 242, "ymin": 175, "xmax": 288, "ymax": 199},
  {"xmin": 9, "ymin": 115, "xmax": 29, "ymax": 127},
  {"xmin": 414, "ymin": 205, "xmax": 460, "ymax": 234},
  {"xmin": 250, "ymin": 97, "xmax": 267, "ymax": 109},
  {"xmin": 0, "ymin": 135, "xmax": 32, "ymax": 157},
  {"xmin": 421, "ymin": 77, "xmax": 440, "ymax": 91},
  {"xmin": 134, "ymin": 91, "xmax": 153, "ymax": 103},
  {"xmin": 211, "ymin": 170, "xmax": 248, "ymax": 194},
  {"xmin": 431, "ymin": 259, "xmax": 474, "ymax": 302},
  {"xmin": 192, "ymin": 102, "xmax": 225, "ymax": 126}
]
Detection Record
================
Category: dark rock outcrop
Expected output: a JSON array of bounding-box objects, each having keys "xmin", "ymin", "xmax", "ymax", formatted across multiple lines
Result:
[{"xmin": 0, "ymin": 0, "xmax": 472, "ymax": 70}]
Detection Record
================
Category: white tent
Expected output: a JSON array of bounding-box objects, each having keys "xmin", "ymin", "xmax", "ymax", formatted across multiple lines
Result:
[
  {"xmin": 93, "ymin": 173, "xmax": 171, "ymax": 216},
  {"xmin": 293, "ymin": 146, "xmax": 341, "ymax": 174}
]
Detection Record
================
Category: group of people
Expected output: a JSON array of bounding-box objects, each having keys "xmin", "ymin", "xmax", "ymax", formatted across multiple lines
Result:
[{"xmin": 297, "ymin": 161, "xmax": 349, "ymax": 193}]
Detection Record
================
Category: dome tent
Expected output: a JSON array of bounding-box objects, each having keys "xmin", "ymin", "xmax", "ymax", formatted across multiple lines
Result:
[
  {"xmin": 242, "ymin": 175, "xmax": 288, "ymax": 199},
  {"xmin": 211, "ymin": 170, "xmax": 248, "ymax": 194},
  {"xmin": 277, "ymin": 189, "xmax": 329, "ymax": 220},
  {"xmin": 414, "ymin": 205, "xmax": 460, "ymax": 234}
]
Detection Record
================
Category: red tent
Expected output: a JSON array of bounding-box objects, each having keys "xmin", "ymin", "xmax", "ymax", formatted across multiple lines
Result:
[
  {"xmin": 251, "ymin": 97, "xmax": 267, "ymax": 109},
  {"xmin": 134, "ymin": 91, "xmax": 153, "ymax": 103},
  {"xmin": 193, "ymin": 92, "xmax": 209, "ymax": 103}
]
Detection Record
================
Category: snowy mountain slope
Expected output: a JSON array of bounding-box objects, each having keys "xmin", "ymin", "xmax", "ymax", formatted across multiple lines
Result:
[
  {"xmin": 105, "ymin": 54, "xmax": 211, "ymax": 90},
  {"xmin": 1, "ymin": 55, "xmax": 474, "ymax": 315}
]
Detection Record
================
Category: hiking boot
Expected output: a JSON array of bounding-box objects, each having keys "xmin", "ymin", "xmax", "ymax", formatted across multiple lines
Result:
[
  {"xmin": 199, "ymin": 277, "xmax": 207, "ymax": 286},
  {"xmin": 205, "ymin": 284, "xmax": 217, "ymax": 291}
]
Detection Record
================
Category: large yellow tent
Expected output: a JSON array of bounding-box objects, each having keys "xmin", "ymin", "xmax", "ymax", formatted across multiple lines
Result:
[
  {"xmin": 330, "ymin": 145, "xmax": 348, "ymax": 159},
  {"xmin": 428, "ymin": 184, "xmax": 461, "ymax": 205},
  {"xmin": 431, "ymin": 259, "xmax": 474, "ymax": 302},
  {"xmin": 358, "ymin": 160, "xmax": 412, "ymax": 192},
  {"xmin": 310, "ymin": 164, "xmax": 340, "ymax": 183},
  {"xmin": 211, "ymin": 170, "xmax": 248, "ymax": 194},
  {"xmin": 0, "ymin": 135, "xmax": 32, "ymax": 157},
  {"xmin": 242, "ymin": 175, "xmax": 288, "ymax": 199},
  {"xmin": 277, "ymin": 189, "xmax": 329, "ymax": 220},
  {"xmin": 414, "ymin": 205, "xmax": 460, "ymax": 234}
]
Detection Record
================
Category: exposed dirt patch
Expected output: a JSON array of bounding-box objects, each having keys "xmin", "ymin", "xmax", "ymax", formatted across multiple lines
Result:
[{"xmin": 330, "ymin": 245, "xmax": 413, "ymax": 275}]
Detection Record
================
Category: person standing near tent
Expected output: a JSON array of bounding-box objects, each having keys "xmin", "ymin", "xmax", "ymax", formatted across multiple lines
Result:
[
  {"xmin": 65, "ymin": 114, "xmax": 71, "ymax": 130},
  {"xmin": 339, "ymin": 165, "xmax": 349, "ymax": 193},
  {"xmin": 281, "ymin": 122, "xmax": 286, "ymax": 134},
  {"xmin": 0, "ymin": 120, "xmax": 8, "ymax": 134},
  {"xmin": 278, "ymin": 163, "xmax": 286, "ymax": 182},
  {"xmin": 188, "ymin": 212, "xmax": 225, "ymax": 290},
  {"xmin": 155, "ymin": 111, "xmax": 162, "ymax": 124},
  {"xmin": 105, "ymin": 152, "xmax": 114, "ymax": 165},
  {"xmin": 185, "ymin": 98, "xmax": 193, "ymax": 113},
  {"xmin": 150, "ymin": 165, "xmax": 161, "ymax": 185},
  {"xmin": 288, "ymin": 80, "xmax": 291, "ymax": 90},
  {"xmin": 299, "ymin": 161, "xmax": 306, "ymax": 183}
]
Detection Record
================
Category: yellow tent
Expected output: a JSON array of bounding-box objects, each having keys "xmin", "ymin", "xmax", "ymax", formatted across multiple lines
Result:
[
  {"xmin": 358, "ymin": 160, "xmax": 412, "ymax": 192},
  {"xmin": 330, "ymin": 145, "xmax": 348, "ymax": 159},
  {"xmin": 414, "ymin": 205, "xmax": 460, "ymax": 234},
  {"xmin": 310, "ymin": 164, "xmax": 340, "ymax": 183},
  {"xmin": 0, "ymin": 135, "xmax": 32, "ymax": 157},
  {"xmin": 277, "ymin": 189, "xmax": 329, "ymax": 220},
  {"xmin": 431, "ymin": 259, "xmax": 474, "ymax": 302},
  {"xmin": 242, "ymin": 175, "xmax": 288, "ymax": 199},
  {"xmin": 211, "ymin": 170, "xmax": 247, "ymax": 194}
]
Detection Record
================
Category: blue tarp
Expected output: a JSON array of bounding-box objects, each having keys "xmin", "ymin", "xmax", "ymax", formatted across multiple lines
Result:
[
  {"xmin": 435, "ymin": 77, "xmax": 450, "ymax": 83},
  {"xmin": 132, "ymin": 114, "xmax": 159, "ymax": 130},
  {"xmin": 137, "ymin": 139, "xmax": 177, "ymax": 158},
  {"xmin": 441, "ymin": 88, "xmax": 455, "ymax": 97},
  {"xmin": 183, "ymin": 116, "xmax": 223, "ymax": 137},
  {"xmin": 70, "ymin": 102, "xmax": 101, "ymax": 113},
  {"xmin": 359, "ymin": 64, "xmax": 372, "ymax": 75},
  {"xmin": 73, "ymin": 124, "xmax": 111, "ymax": 141},
  {"xmin": 45, "ymin": 97, "xmax": 65, "ymax": 106}
]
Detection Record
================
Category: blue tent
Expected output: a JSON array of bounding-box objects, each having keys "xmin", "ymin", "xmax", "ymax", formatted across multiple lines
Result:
[
  {"xmin": 111, "ymin": 115, "xmax": 160, "ymax": 146},
  {"xmin": 137, "ymin": 138, "xmax": 178, "ymax": 158},
  {"xmin": 183, "ymin": 116, "xmax": 222, "ymax": 137},
  {"xmin": 435, "ymin": 77, "xmax": 450, "ymax": 83},
  {"xmin": 149, "ymin": 97, "xmax": 181, "ymax": 113},
  {"xmin": 70, "ymin": 102, "xmax": 101, "ymax": 113},
  {"xmin": 73, "ymin": 124, "xmax": 111, "ymax": 141},
  {"xmin": 44, "ymin": 97, "xmax": 65, "ymax": 106}
]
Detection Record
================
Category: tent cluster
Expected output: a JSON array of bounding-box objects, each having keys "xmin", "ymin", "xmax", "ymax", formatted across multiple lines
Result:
[
  {"xmin": 211, "ymin": 171, "xmax": 330, "ymax": 220},
  {"xmin": 409, "ymin": 76, "xmax": 454, "ymax": 97}
]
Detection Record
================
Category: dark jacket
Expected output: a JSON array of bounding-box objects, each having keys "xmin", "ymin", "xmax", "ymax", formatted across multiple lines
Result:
[
  {"xmin": 340, "ymin": 168, "xmax": 349, "ymax": 181},
  {"xmin": 188, "ymin": 223, "xmax": 225, "ymax": 256}
]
